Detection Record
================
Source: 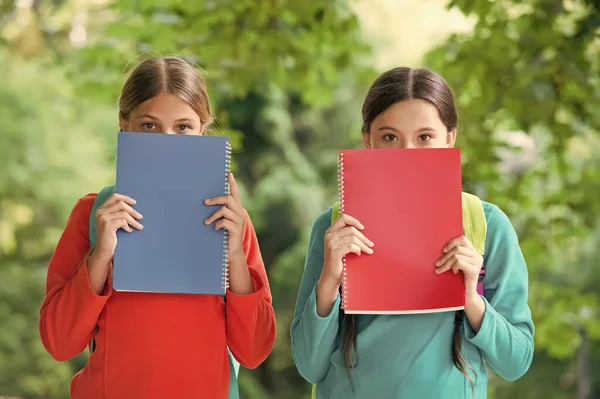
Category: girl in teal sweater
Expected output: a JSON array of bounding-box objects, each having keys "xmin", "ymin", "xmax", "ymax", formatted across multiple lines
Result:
[{"xmin": 290, "ymin": 68, "xmax": 534, "ymax": 398}]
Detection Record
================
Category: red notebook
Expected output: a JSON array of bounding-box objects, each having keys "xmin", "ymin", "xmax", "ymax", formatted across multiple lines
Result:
[{"xmin": 338, "ymin": 148, "xmax": 464, "ymax": 314}]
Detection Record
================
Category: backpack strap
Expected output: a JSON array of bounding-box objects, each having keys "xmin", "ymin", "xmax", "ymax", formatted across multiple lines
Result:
[
  {"xmin": 86, "ymin": 185, "xmax": 115, "ymax": 355},
  {"xmin": 461, "ymin": 192, "xmax": 486, "ymax": 256},
  {"xmin": 461, "ymin": 192, "xmax": 487, "ymax": 295},
  {"xmin": 89, "ymin": 185, "xmax": 116, "ymax": 248},
  {"xmin": 331, "ymin": 201, "xmax": 340, "ymax": 225}
]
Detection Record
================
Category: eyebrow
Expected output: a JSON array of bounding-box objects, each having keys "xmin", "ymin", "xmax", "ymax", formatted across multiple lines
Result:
[
  {"xmin": 135, "ymin": 114, "xmax": 195, "ymax": 123},
  {"xmin": 136, "ymin": 113, "xmax": 157, "ymax": 120},
  {"xmin": 378, "ymin": 126, "xmax": 437, "ymax": 133}
]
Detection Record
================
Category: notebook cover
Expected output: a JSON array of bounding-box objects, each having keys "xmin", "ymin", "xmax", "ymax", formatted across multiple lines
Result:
[
  {"xmin": 339, "ymin": 148, "xmax": 464, "ymax": 314},
  {"xmin": 113, "ymin": 132, "xmax": 230, "ymax": 295}
]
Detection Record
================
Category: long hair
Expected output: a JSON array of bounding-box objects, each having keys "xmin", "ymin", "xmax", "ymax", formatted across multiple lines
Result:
[{"xmin": 341, "ymin": 66, "xmax": 475, "ymax": 388}]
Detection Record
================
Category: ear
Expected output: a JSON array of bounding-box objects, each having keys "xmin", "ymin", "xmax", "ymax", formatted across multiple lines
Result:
[
  {"xmin": 362, "ymin": 132, "xmax": 372, "ymax": 149},
  {"xmin": 446, "ymin": 129, "xmax": 457, "ymax": 148},
  {"xmin": 119, "ymin": 118, "xmax": 128, "ymax": 133},
  {"xmin": 199, "ymin": 124, "xmax": 205, "ymax": 135}
]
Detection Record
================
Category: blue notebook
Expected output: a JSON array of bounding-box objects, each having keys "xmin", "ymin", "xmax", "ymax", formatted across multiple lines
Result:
[{"xmin": 113, "ymin": 132, "xmax": 231, "ymax": 295}]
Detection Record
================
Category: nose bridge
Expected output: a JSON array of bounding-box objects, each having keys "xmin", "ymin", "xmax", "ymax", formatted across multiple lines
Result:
[
  {"xmin": 164, "ymin": 130, "xmax": 176, "ymax": 135},
  {"xmin": 398, "ymin": 138, "xmax": 414, "ymax": 149}
]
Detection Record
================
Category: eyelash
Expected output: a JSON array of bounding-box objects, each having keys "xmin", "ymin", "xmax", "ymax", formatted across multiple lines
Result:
[
  {"xmin": 381, "ymin": 133, "xmax": 433, "ymax": 142},
  {"xmin": 141, "ymin": 123, "xmax": 192, "ymax": 132}
]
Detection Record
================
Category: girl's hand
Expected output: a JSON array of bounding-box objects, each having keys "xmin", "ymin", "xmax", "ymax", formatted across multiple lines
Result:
[
  {"xmin": 321, "ymin": 214, "xmax": 374, "ymax": 287},
  {"xmin": 204, "ymin": 173, "xmax": 254, "ymax": 295},
  {"xmin": 204, "ymin": 173, "xmax": 246, "ymax": 264},
  {"xmin": 316, "ymin": 213, "xmax": 374, "ymax": 316},
  {"xmin": 89, "ymin": 193, "xmax": 143, "ymax": 295},
  {"xmin": 94, "ymin": 193, "xmax": 144, "ymax": 262},
  {"xmin": 435, "ymin": 235, "xmax": 483, "ymax": 297}
]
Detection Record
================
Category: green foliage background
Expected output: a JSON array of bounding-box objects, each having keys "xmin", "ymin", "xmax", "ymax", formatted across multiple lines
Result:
[{"xmin": 0, "ymin": 0, "xmax": 599, "ymax": 398}]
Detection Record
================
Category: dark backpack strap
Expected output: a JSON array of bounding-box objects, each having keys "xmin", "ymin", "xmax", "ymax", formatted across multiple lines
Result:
[
  {"xmin": 477, "ymin": 265, "xmax": 486, "ymax": 296},
  {"xmin": 89, "ymin": 185, "xmax": 116, "ymax": 248},
  {"xmin": 87, "ymin": 185, "xmax": 115, "ymax": 354}
]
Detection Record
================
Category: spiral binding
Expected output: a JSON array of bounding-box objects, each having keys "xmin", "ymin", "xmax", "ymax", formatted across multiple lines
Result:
[
  {"xmin": 222, "ymin": 141, "xmax": 232, "ymax": 292},
  {"xmin": 338, "ymin": 151, "xmax": 348, "ymax": 310}
]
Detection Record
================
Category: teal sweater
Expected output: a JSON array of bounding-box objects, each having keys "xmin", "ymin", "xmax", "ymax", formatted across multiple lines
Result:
[{"xmin": 290, "ymin": 202, "xmax": 534, "ymax": 399}]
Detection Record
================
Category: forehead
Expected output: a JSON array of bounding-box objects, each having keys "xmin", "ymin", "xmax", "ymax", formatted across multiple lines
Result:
[
  {"xmin": 133, "ymin": 93, "xmax": 199, "ymax": 119},
  {"xmin": 371, "ymin": 99, "xmax": 445, "ymax": 131}
]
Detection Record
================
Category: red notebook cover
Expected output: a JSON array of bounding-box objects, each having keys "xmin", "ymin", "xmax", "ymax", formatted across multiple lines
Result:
[{"xmin": 338, "ymin": 148, "xmax": 464, "ymax": 314}]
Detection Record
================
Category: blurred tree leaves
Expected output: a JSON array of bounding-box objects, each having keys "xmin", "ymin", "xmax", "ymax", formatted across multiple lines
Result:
[
  {"xmin": 74, "ymin": 0, "xmax": 373, "ymax": 107},
  {"xmin": 427, "ymin": 0, "xmax": 600, "ymax": 397},
  {"xmin": 1, "ymin": 0, "xmax": 600, "ymax": 397},
  {"xmin": 0, "ymin": 4, "xmax": 115, "ymax": 395},
  {"xmin": 0, "ymin": 0, "xmax": 374, "ymax": 398},
  {"xmin": 217, "ymin": 76, "xmax": 372, "ymax": 398},
  {"xmin": 0, "ymin": 44, "xmax": 114, "ymax": 397}
]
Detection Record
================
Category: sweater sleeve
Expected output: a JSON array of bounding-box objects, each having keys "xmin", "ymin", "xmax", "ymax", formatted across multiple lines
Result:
[
  {"xmin": 290, "ymin": 209, "xmax": 341, "ymax": 384},
  {"xmin": 225, "ymin": 214, "xmax": 276, "ymax": 369},
  {"xmin": 39, "ymin": 194, "xmax": 113, "ymax": 362},
  {"xmin": 464, "ymin": 204, "xmax": 535, "ymax": 381}
]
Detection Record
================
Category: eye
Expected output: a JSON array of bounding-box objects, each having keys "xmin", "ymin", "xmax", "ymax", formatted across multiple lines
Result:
[
  {"xmin": 418, "ymin": 134, "xmax": 432, "ymax": 142},
  {"xmin": 177, "ymin": 124, "xmax": 191, "ymax": 132},
  {"xmin": 382, "ymin": 133, "xmax": 398, "ymax": 142},
  {"xmin": 141, "ymin": 122, "xmax": 156, "ymax": 130}
]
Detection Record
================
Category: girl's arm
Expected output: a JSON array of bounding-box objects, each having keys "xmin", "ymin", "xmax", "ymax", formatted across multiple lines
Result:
[
  {"xmin": 225, "ymin": 214, "xmax": 276, "ymax": 369},
  {"xmin": 464, "ymin": 205, "xmax": 534, "ymax": 381},
  {"xmin": 290, "ymin": 209, "xmax": 341, "ymax": 384},
  {"xmin": 39, "ymin": 195, "xmax": 113, "ymax": 361}
]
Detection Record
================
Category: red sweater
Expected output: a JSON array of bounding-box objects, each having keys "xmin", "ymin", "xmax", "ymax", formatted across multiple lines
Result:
[{"xmin": 39, "ymin": 194, "xmax": 276, "ymax": 399}]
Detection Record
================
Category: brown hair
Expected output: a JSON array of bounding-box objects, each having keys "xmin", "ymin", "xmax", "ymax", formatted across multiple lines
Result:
[
  {"xmin": 341, "ymin": 66, "xmax": 475, "ymax": 387},
  {"xmin": 118, "ymin": 56, "xmax": 213, "ymax": 127}
]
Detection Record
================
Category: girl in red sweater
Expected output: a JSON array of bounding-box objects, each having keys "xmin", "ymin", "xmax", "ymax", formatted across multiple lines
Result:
[{"xmin": 39, "ymin": 56, "xmax": 276, "ymax": 399}]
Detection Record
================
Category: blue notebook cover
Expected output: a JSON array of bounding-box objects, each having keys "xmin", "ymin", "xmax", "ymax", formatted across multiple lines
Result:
[{"xmin": 113, "ymin": 132, "xmax": 231, "ymax": 295}]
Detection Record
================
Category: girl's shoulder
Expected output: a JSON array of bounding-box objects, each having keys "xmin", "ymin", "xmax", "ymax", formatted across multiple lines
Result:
[
  {"xmin": 72, "ymin": 193, "xmax": 98, "ymax": 218},
  {"xmin": 481, "ymin": 200, "xmax": 511, "ymax": 225},
  {"xmin": 310, "ymin": 207, "xmax": 335, "ymax": 235},
  {"xmin": 60, "ymin": 193, "xmax": 98, "ymax": 239},
  {"xmin": 481, "ymin": 200, "xmax": 500, "ymax": 221},
  {"xmin": 480, "ymin": 200, "xmax": 519, "ymax": 244}
]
